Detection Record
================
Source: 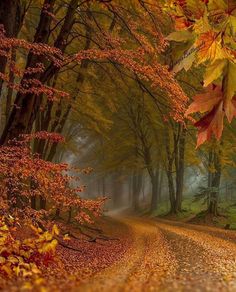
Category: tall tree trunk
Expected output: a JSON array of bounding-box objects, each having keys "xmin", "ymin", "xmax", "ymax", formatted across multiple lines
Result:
[
  {"xmin": 166, "ymin": 163, "xmax": 176, "ymax": 213},
  {"xmin": 39, "ymin": 196, "xmax": 46, "ymax": 210},
  {"xmin": 132, "ymin": 170, "xmax": 142, "ymax": 210},
  {"xmin": 67, "ymin": 207, "xmax": 72, "ymax": 224},
  {"xmin": 150, "ymin": 168, "xmax": 159, "ymax": 212},
  {"xmin": 165, "ymin": 130, "xmax": 176, "ymax": 213},
  {"xmin": 208, "ymin": 148, "xmax": 221, "ymax": 215},
  {"xmin": 207, "ymin": 150, "xmax": 213, "ymax": 208},
  {"xmin": 0, "ymin": 0, "xmax": 56, "ymax": 144},
  {"xmin": 175, "ymin": 126, "xmax": 186, "ymax": 212},
  {"xmin": 158, "ymin": 170, "xmax": 163, "ymax": 200},
  {"xmin": 0, "ymin": 0, "xmax": 79, "ymax": 145},
  {"xmin": 112, "ymin": 173, "xmax": 123, "ymax": 208},
  {"xmin": 0, "ymin": 0, "xmax": 21, "ymax": 95}
]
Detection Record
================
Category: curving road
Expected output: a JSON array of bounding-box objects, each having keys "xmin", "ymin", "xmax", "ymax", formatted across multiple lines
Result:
[{"xmin": 75, "ymin": 217, "xmax": 236, "ymax": 292}]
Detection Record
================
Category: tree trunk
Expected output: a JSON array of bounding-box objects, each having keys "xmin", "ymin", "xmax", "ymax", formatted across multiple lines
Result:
[
  {"xmin": 166, "ymin": 167, "xmax": 176, "ymax": 213},
  {"xmin": 31, "ymin": 196, "xmax": 36, "ymax": 209},
  {"xmin": 0, "ymin": 0, "xmax": 21, "ymax": 95},
  {"xmin": 158, "ymin": 170, "xmax": 163, "ymax": 200},
  {"xmin": 175, "ymin": 126, "xmax": 186, "ymax": 212},
  {"xmin": 67, "ymin": 207, "xmax": 72, "ymax": 224},
  {"xmin": 0, "ymin": 0, "xmax": 56, "ymax": 144},
  {"xmin": 165, "ymin": 130, "xmax": 176, "ymax": 213},
  {"xmin": 208, "ymin": 148, "xmax": 221, "ymax": 215},
  {"xmin": 0, "ymin": 0, "xmax": 79, "ymax": 145},
  {"xmin": 54, "ymin": 208, "xmax": 60, "ymax": 219},
  {"xmin": 150, "ymin": 168, "xmax": 159, "ymax": 212},
  {"xmin": 132, "ymin": 170, "xmax": 142, "ymax": 210},
  {"xmin": 39, "ymin": 196, "xmax": 46, "ymax": 210}
]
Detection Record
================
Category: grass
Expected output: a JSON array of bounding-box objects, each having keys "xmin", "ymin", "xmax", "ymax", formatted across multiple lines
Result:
[{"xmin": 151, "ymin": 196, "xmax": 236, "ymax": 229}]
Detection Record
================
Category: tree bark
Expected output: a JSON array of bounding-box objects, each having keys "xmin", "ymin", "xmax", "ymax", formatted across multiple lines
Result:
[
  {"xmin": 165, "ymin": 129, "xmax": 176, "ymax": 213},
  {"xmin": 208, "ymin": 148, "xmax": 221, "ymax": 215},
  {"xmin": 0, "ymin": 0, "xmax": 56, "ymax": 144},
  {"xmin": 132, "ymin": 170, "xmax": 142, "ymax": 210},
  {"xmin": 150, "ymin": 167, "xmax": 160, "ymax": 212},
  {"xmin": 0, "ymin": 0, "xmax": 21, "ymax": 95},
  {"xmin": 175, "ymin": 126, "xmax": 186, "ymax": 212}
]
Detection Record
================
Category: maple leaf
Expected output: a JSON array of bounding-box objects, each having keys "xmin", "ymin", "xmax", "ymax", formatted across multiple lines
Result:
[
  {"xmin": 172, "ymin": 50, "xmax": 196, "ymax": 74},
  {"xmin": 203, "ymin": 59, "xmax": 226, "ymax": 86},
  {"xmin": 195, "ymin": 31, "xmax": 227, "ymax": 64},
  {"xmin": 174, "ymin": 16, "xmax": 193, "ymax": 30},
  {"xmin": 185, "ymin": 85, "xmax": 222, "ymax": 116},
  {"xmin": 223, "ymin": 61, "xmax": 236, "ymax": 122},
  {"xmin": 186, "ymin": 85, "xmax": 236, "ymax": 146},
  {"xmin": 185, "ymin": 86, "xmax": 224, "ymax": 147},
  {"xmin": 195, "ymin": 101, "xmax": 224, "ymax": 147},
  {"xmin": 193, "ymin": 9, "xmax": 211, "ymax": 34}
]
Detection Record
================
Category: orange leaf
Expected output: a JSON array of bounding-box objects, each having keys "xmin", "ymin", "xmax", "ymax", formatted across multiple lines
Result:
[
  {"xmin": 195, "ymin": 101, "xmax": 224, "ymax": 147},
  {"xmin": 185, "ymin": 85, "xmax": 222, "ymax": 116}
]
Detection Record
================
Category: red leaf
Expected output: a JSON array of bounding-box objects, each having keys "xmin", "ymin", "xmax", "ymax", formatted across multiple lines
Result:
[
  {"xmin": 195, "ymin": 101, "xmax": 224, "ymax": 147},
  {"xmin": 224, "ymin": 97, "xmax": 236, "ymax": 123},
  {"xmin": 185, "ymin": 85, "xmax": 222, "ymax": 116}
]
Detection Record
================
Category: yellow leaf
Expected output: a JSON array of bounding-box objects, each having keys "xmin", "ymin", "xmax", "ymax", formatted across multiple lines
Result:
[
  {"xmin": 52, "ymin": 225, "xmax": 59, "ymax": 236},
  {"xmin": 193, "ymin": 9, "xmax": 211, "ymax": 34},
  {"xmin": 39, "ymin": 239, "xmax": 57, "ymax": 253},
  {"xmin": 204, "ymin": 59, "xmax": 226, "ymax": 86},
  {"xmin": 8, "ymin": 256, "xmax": 19, "ymax": 264},
  {"xmin": 2, "ymin": 265, "xmax": 12, "ymax": 276},
  {"xmin": 43, "ymin": 231, "xmax": 53, "ymax": 241},
  {"xmin": 0, "ymin": 225, "xmax": 8, "ymax": 231},
  {"xmin": 0, "ymin": 257, "xmax": 5, "ymax": 264},
  {"xmin": 22, "ymin": 282, "xmax": 33, "ymax": 290},
  {"xmin": 35, "ymin": 277, "xmax": 45, "ymax": 285},
  {"xmin": 63, "ymin": 234, "xmax": 70, "ymax": 241},
  {"xmin": 196, "ymin": 32, "xmax": 227, "ymax": 64},
  {"xmin": 14, "ymin": 265, "xmax": 21, "ymax": 277}
]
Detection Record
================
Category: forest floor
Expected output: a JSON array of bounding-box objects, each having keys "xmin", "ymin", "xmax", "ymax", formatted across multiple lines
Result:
[
  {"xmin": 151, "ymin": 198, "xmax": 236, "ymax": 229},
  {"xmin": 73, "ymin": 216, "xmax": 236, "ymax": 292},
  {"xmin": 5, "ymin": 216, "xmax": 236, "ymax": 291}
]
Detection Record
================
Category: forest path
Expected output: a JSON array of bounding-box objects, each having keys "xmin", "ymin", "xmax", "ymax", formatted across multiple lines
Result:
[{"xmin": 75, "ymin": 217, "xmax": 236, "ymax": 292}]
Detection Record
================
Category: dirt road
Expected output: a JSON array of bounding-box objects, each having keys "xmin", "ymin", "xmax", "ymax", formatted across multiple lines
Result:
[{"xmin": 76, "ymin": 217, "xmax": 236, "ymax": 292}]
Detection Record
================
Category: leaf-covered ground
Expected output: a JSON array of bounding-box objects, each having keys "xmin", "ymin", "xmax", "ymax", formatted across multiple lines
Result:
[
  {"xmin": 75, "ymin": 217, "xmax": 236, "ymax": 292},
  {"xmin": 4, "ymin": 217, "xmax": 236, "ymax": 291},
  {"xmin": 0, "ymin": 217, "xmax": 131, "ymax": 291}
]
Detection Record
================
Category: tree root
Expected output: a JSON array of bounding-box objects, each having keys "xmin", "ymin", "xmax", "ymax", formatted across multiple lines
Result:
[
  {"xmin": 88, "ymin": 235, "xmax": 119, "ymax": 243},
  {"xmin": 57, "ymin": 240, "xmax": 83, "ymax": 252},
  {"xmin": 62, "ymin": 230, "xmax": 119, "ymax": 243}
]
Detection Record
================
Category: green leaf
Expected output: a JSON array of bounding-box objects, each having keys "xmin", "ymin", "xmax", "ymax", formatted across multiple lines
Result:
[
  {"xmin": 172, "ymin": 50, "xmax": 196, "ymax": 74},
  {"xmin": 223, "ymin": 61, "xmax": 236, "ymax": 122},
  {"xmin": 166, "ymin": 31, "xmax": 194, "ymax": 42},
  {"xmin": 224, "ymin": 61, "xmax": 236, "ymax": 101},
  {"xmin": 203, "ymin": 59, "xmax": 226, "ymax": 87},
  {"xmin": 208, "ymin": 0, "xmax": 227, "ymax": 11},
  {"xmin": 229, "ymin": 16, "xmax": 236, "ymax": 34}
]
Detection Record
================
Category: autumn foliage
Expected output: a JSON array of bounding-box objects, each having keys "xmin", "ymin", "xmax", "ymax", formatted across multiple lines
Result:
[
  {"xmin": 0, "ymin": 132, "xmax": 106, "ymax": 287},
  {"xmin": 167, "ymin": 0, "xmax": 236, "ymax": 146},
  {"xmin": 0, "ymin": 216, "xmax": 58, "ymax": 279},
  {"xmin": 0, "ymin": 133, "xmax": 105, "ymax": 223}
]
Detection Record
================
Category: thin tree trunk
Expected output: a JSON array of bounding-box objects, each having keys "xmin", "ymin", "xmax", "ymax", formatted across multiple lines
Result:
[
  {"xmin": 67, "ymin": 207, "xmax": 72, "ymax": 224},
  {"xmin": 132, "ymin": 170, "xmax": 142, "ymax": 210},
  {"xmin": 175, "ymin": 126, "xmax": 186, "ymax": 212},
  {"xmin": 165, "ymin": 130, "xmax": 176, "ymax": 213},
  {"xmin": 208, "ymin": 148, "xmax": 221, "ymax": 215},
  {"xmin": 0, "ymin": 0, "xmax": 21, "ymax": 95},
  {"xmin": 40, "ymin": 196, "xmax": 46, "ymax": 210},
  {"xmin": 150, "ymin": 168, "xmax": 159, "ymax": 212}
]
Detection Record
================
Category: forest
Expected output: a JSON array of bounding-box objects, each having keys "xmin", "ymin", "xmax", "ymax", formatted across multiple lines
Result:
[{"xmin": 1, "ymin": 0, "xmax": 236, "ymax": 291}]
